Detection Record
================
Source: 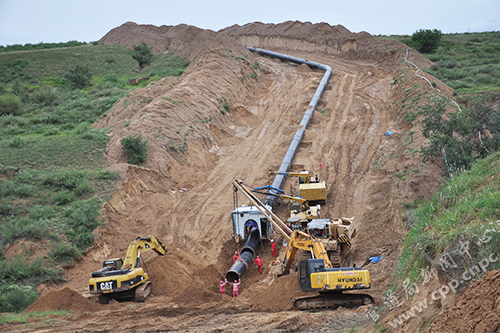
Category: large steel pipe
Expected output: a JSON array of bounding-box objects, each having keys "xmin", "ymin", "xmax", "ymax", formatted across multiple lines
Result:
[
  {"xmin": 247, "ymin": 47, "xmax": 332, "ymax": 207},
  {"xmin": 226, "ymin": 227, "xmax": 261, "ymax": 282}
]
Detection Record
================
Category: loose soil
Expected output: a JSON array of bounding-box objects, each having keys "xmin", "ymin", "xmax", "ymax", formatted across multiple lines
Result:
[{"xmin": 1, "ymin": 21, "xmax": 470, "ymax": 333}]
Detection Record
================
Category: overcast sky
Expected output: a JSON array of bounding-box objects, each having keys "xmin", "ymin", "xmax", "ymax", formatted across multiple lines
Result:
[{"xmin": 0, "ymin": 0, "xmax": 499, "ymax": 46}]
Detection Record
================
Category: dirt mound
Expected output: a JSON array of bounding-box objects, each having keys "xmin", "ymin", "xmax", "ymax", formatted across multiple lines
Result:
[
  {"xmin": 23, "ymin": 287, "xmax": 104, "ymax": 313},
  {"xmin": 219, "ymin": 21, "xmax": 430, "ymax": 69},
  {"xmin": 426, "ymin": 270, "xmax": 500, "ymax": 333},
  {"xmin": 99, "ymin": 21, "xmax": 248, "ymax": 62},
  {"xmin": 247, "ymin": 272, "xmax": 309, "ymax": 311}
]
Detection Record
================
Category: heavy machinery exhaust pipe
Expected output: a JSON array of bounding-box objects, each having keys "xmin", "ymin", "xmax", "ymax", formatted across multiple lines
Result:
[
  {"xmin": 226, "ymin": 227, "xmax": 260, "ymax": 282},
  {"xmin": 247, "ymin": 47, "xmax": 332, "ymax": 207}
]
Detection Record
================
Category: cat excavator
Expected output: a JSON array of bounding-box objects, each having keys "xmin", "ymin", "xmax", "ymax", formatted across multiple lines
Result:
[
  {"xmin": 233, "ymin": 179, "xmax": 373, "ymax": 310},
  {"xmin": 89, "ymin": 235, "xmax": 166, "ymax": 303}
]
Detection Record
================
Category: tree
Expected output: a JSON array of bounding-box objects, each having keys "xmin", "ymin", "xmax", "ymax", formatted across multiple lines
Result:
[
  {"xmin": 420, "ymin": 96, "xmax": 500, "ymax": 176},
  {"xmin": 404, "ymin": 29, "xmax": 443, "ymax": 54},
  {"xmin": 131, "ymin": 42, "xmax": 153, "ymax": 69}
]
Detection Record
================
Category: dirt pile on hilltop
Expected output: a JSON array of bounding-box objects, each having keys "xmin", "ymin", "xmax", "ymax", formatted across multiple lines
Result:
[
  {"xmin": 23, "ymin": 287, "xmax": 104, "ymax": 313},
  {"xmin": 99, "ymin": 21, "xmax": 247, "ymax": 61},
  {"xmin": 426, "ymin": 270, "xmax": 500, "ymax": 333}
]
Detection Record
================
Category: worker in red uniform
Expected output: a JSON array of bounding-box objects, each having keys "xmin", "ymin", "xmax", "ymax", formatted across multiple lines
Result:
[
  {"xmin": 233, "ymin": 280, "xmax": 241, "ymax": 297},
  {"xmin": 219, "ymin": 279, "xmax": 227, "ymax": 295},
  {"xmin": 254, "ymin": 256, "xmax": 263, "ymax": 274},
  {"xmin": 233, "ymin": 251, "xmax": 238, "ymax": 262},
  {"xmin": 271, "ymin": 239, "xmax": 276, "ymax": 257}
]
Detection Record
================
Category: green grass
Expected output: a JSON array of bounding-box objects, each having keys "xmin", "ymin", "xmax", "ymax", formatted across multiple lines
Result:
[
  {"xmin": 377, "ymin": 31, "xmax": 500, "ymax": 96},
  {"xmin": 398, "ymin": 152, "xmax": 500, "ymax": 283},
  {"xmin": 0, "ymin": 310, "xmax": 70, "ymax": 324},
  {"xmin": 0, "ymin": 42, "xmax": 189, "ymax": 313}
]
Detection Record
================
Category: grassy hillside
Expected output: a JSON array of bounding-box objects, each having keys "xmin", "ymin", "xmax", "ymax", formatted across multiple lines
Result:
[
  {"xmin": 0, "ymin": 43, "xmax": 188, "ymax": 313},
  {"xmin": 378, "ymin": 31, "xmax": 500, "ymax": 96},
  {"xmin": 370, "ymin": 31, "xmax": 500, "ymax": 332}
]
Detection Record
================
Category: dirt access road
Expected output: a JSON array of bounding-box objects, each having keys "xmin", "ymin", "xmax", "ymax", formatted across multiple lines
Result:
[{"xmin": 11, "ymin": 22, "xmax": 445, "ymax": 332}]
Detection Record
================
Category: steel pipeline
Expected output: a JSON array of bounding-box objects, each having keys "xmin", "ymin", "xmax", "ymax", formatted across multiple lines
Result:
[
  {"xmin": 226, "ymin": 227, "xmax": 261, "ymax": 282},
  {"xmin": 225, "ymin": 48, "xmax": 332, "ymax": 283},
  {"xmin": 247, "ymin": 47, "xmax": 332, "ymax": 207}
]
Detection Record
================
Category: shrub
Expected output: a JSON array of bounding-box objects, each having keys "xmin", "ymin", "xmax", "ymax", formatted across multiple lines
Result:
[
  {"xmin": 0, "ymin": 284, "xmax": 38, "ymax": 313},
  {"xmin": 219, "ymin": 97, "xmax": 231, "ymax": 115},
  {"xmin": 50, "ymin": 242, "xmax": 81, "ymax": 266},
  {"xmin": 31, "ymin": 88, "xmax": 60, "ymax": 107},
  {"xmin": 14, "ymin": 183, "xmax": 33, "ymax": 198},
  {"xmin": 404, "ymin": 29, "xmax": 443, "ymax": 53},
  {"xmin": 52, "ymin": 190, "xmax": 75, "ymax": 205},
  {"xmin": 0, "ymin": 94, "xmax": 23, "ymax": 116},
  {"xmin": 65, "ymin": 200, "xmax": 100, "ymax": 250},
  {"xmin": 0, "ymin": 256, "xmax": 62, "ymax": 284},
  {"xmin": 75, "ymin": 122, "xmax": 92, "ymax": 134},
  {"xmin": 420, "ymin": 96, "xmax": 500, "ymax": 175},
  {"xmin": 121, "ymin": 134, "xmax": 149, "ymax": 165},
  {"xmin": 42, "ymin": 169, "xmax": 90, "ymax": 190},
  {"xmin": 132, "ymin": 42, "xmax": 153, "ymax": 69},
  {"xmin": 8, "ymin": 136, "xmax": 25, "ymax": 148},
  {"xmin": 29, "ymin": 206, "xmax": 54, "ymax": 220},
  {"xmin": 65, "ymin": 65, "xmax": 92, "ymax": 89},
  {"xmin": 2, "ymin": 217, "xmax": 51, "ymax": 243}
]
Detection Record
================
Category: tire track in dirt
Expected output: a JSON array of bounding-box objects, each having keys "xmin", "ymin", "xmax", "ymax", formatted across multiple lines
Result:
[{"xmin": 163, "ymin": 59, "xmax": 319, "ymax": 262}]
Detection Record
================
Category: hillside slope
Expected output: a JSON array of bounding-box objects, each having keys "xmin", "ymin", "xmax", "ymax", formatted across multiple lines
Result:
[{"xmin": 11, "ymin": 21, "xmax": 447, "ymax": 332}]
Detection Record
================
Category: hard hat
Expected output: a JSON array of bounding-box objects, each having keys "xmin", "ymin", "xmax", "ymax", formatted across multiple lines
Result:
[
  {"xmin": 271, "ymin": 239, "xmax": 274, "ymax": 242},
  {"xmin": 234, "ymin": 280, "xmax": 237, "ymax": 283},
  {"xmin": 235, "ymin": 251, "xmax": 238, "ymax": 254}
]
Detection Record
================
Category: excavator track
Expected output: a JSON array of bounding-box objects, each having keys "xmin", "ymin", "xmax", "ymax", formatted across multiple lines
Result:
[
  {"xmin": 292, "ymin": 292, "xmax": 374, "ymax": 310},
  {"xmin": 134, "ymin": 281, "xmax": 152, "ymax": 302}
]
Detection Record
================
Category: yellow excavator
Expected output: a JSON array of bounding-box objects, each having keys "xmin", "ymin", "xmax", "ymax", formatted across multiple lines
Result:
[
  {"xmin": 89, "ymin": 236, "xmax": 166, "ymax": 303},
  {"xmin": 282, "ymin": 229, "xmax": 373, "ymax": 310},
  {"xmin": 233, "ymin": 179, "xmax": 373, "ymax": 310}
]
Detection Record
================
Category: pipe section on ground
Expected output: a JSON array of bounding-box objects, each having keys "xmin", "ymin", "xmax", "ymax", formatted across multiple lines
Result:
[
  {"xmin": 226, "ymin": 227, "xmax": 260, "ymax": 282},
  {"xmin": 247, "ymin": 47, "xmax": 332, "ymax": 207}
]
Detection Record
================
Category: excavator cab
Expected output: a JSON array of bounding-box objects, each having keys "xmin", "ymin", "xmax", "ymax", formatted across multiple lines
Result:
[{"xmin": 103, "ymin": 258, "xmax": 123, "ymax": 270}]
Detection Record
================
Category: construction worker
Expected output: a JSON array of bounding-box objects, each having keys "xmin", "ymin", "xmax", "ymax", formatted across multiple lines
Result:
[
  {"xmin": 271, "ymin": 239, "xmax": 276, "ymax": 257},
  {"xmin": 233, "ymin": 251, "xmax": 238, "ymax": 262},
  {"xmin": 219, "ymin": 279, "xmax": 227, "ymax": 295},
  {"xmin": 233, "ymin": 280, "xmax": 240, "ymax": 297},
  {"xmin": 254, "ymin": 256, "xmax": 263, "ymax": 274}
]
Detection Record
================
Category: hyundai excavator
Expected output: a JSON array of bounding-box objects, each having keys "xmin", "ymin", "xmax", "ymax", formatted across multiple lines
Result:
[
  {"xmin": 282, "ymin": 229, "xmax": 373, "ymax": 310},
  {"xmin": 89, "ymin": 235, "xmax": 166, "ymax": 303},
  {"xmin": 233, "ymin": 179, "xmax": 374, "ymax": 310}
]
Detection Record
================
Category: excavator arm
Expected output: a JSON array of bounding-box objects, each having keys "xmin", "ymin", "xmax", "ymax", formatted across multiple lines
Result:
[
  {"xmin": 122, "ymin": 236, "xmax": 166, "ymax": 270},
  {"xmin": 281, "ymin": 230, "xmax": 332, "ymax": 274}
]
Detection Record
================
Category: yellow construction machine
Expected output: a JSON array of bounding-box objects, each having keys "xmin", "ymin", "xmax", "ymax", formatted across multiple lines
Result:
[
  {"xmin": 89, "ymin": 236, "xmax": 166, "ymax": 303},
  {"xmin": 233, "ymin": 179, "xmax": 373, "ymax": 310},
  {"xmin": 268, "ymin": 170, "xmax": 326, "ymax": 204},
  {"xmin": 306, "ymin": 217, "xmax": 356, "ymax": 267},
  {"xmin": 282, "ymin": 229, "xmax": 372, "ymax": 310}
]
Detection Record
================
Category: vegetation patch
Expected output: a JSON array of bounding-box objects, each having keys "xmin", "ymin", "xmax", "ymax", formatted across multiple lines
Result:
[{"xmin": 0, "ymin": 42, "xmax": 188, "ymax": 312}]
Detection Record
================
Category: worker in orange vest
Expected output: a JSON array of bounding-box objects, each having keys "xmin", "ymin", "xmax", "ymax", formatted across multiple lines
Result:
[
  {"xmin": 271, "ymin": 239, "xmax": 276, "ymax": 257},
  {"xmin": 254, "ymin": 256, "xmax": 263, "ymax": 274}
]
